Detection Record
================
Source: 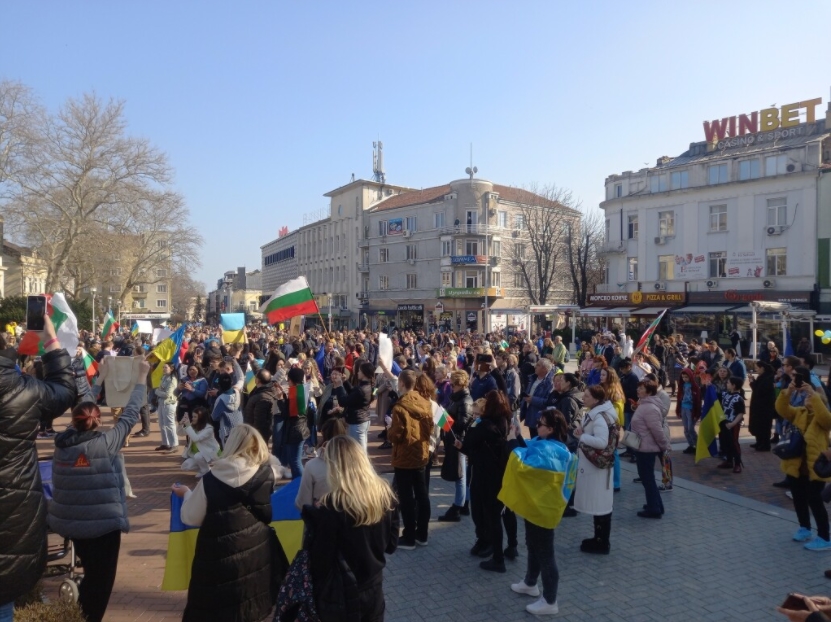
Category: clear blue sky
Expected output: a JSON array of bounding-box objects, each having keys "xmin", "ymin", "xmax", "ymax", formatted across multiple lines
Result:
[{"xmin": 3, "ymin": 0, "xmax": 830, "ymax": 290}]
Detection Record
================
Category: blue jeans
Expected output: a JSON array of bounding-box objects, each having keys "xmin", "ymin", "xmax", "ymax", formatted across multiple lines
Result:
[
  {"xmin": 305, "ymin": 420, "xmax": 317, "ymax": 448},
  {"xmin": 348, "ymin": 421, "xmax": 370, "ymax": 453},
  {"xmin": 272, "ymin": 417, "xmax": 285, "ymax": 461},
  {"xmin": 635, "ymin": 451, "xmax": 664, "ymax": 515},
  {"xmin": 613, "ymin": 450, "xmax": 621, "ymax": 490},
  {"xmin": 0, "ymin": 602, "xmax": 13, "ymax": 622},
  {"xmin": 283, "ymin": 441, "xmax": 304, "ymax": 479},
  {"xmin": 454, "ymin": 453, "xmax": 468, "ymax": 506}
]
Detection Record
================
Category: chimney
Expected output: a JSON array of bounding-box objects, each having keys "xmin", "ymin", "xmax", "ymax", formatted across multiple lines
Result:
[
  {"xmin": 656, "ymin": 156, "xmax": 671, "ymax": 167},
  {"xmin": 826, "ymin": 99, "xmax": 831, "ymax": 130}
]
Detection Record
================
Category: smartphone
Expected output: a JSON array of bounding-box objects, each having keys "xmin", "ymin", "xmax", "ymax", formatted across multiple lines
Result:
[
  {"xmin": 781, "ymin": 593, "xmax": 808, "ymax": 611},
  {"xmin": 26, "ymin": 295, "xmax": 47, "ymax": 331},
  {"xmin": 794, "ymin": 376, "xmax": 804, "ymax": 388}
]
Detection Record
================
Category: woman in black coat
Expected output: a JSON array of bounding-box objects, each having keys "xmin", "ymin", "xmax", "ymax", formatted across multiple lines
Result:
[
  {"xmin": 456, "ymin": 390, "xmax": 512, "ymax": 574},
  {"xmin": 438, "ymin": 370, "xmax": 474, "ymax": 522},
  {"xmin": 749, "ymin": 361, "xmax": 777, "ymax": 451},
  {"xmin": 329, "ymin": 362, "xmax": 374, "ymax": 452},
  {"xmin": 0, "ymin": 323, "xmax": 76, "ymax": 614}
]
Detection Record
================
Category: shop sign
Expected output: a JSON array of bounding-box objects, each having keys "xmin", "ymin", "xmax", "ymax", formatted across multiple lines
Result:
[
  {"xmin": 725, "ymin": 250, "xmax": 765, "ymax": 278},
  {"xmin": 674, "ymin": 254, "xmax": 707, "ymax": 279},
  {"xmin": 467, "ymin": 312, "xmax": 477, "ymax": 322},
  {"xmin": 688, "ymin": 290, "xmax": 811, "ymax": 304},
  {"xmin": 586, "ymin": 291, "xmax": 686, "ymax": 306},
  {"xmin": 703, "ymin": 97, "xmax": 822, "ymax": 143},
  {"xmin": 397, "ymin": 304, "xmax": 424, "ymax": 312},
  {"xmin": 437, "ymin": 287, "xmax": 502, "ymax": 298},
  {"xmin": 451, "ymin": 255, "xmax": 488, "ymax": 265},
  {"xmin": 440, "ymin": 312, "xmax": 453, "ymax": 320}
]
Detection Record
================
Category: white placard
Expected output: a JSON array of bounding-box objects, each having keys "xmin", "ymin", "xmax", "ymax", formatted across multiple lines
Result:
[
  {"xmin": 674, "ymin": 253, "xmax": 707, "ymax": 279},
  {"xmin": 376, "ymin": 333, "xmax": 393, "ymax": 374},
  {"xmin": 726, "ymin": 250, "xmax": 765, "ymax": 278}
]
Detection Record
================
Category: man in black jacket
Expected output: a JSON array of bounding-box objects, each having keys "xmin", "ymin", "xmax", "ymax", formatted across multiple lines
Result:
[
  {"xmin": 617, "ymin": 359, "xmax": 640, "ymax": 430},
  {"xmin": 243, "ymin": 369, "xmax": 281, "ymax": 445},
  {"xmin": 0, "ymin": 321, "xmax": 76, "ymax": 615}
]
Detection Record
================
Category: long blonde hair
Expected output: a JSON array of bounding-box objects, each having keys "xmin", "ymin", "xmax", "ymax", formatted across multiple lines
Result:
[
  {"xmin": 221, "ymin": 424, "xmax": 270, "ymax": 467},
  {"xmin": 321, "ymin": 436, "xmax": 396, "ymax": 526}
]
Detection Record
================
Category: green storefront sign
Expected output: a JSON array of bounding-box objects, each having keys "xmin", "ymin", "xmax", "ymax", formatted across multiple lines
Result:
[{"xmin": 437, "ymin": 287, "xmax": 502, "ymax": 298}]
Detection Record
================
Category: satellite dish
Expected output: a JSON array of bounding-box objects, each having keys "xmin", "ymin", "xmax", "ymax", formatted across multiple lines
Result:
[{"xmin": 465, "ymin": 167, "xmax": 472, "ymax": 175}]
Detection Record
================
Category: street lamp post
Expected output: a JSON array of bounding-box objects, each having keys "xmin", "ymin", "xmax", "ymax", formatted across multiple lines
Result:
[
  {"xmin": 91, "ymin": 287, "xmax": 97, "ymax": 333},
  {"xmin": 328, "ymin": 293, "xmax": 333, "ymax": 334}
]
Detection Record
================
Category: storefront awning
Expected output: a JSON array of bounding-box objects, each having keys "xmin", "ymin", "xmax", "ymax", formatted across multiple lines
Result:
[
  {"xmin": 578, "ymin": 307, "xmax": 635, "ymax": 317},
  {"xmin": 673, "ymin": 305, "xmax": 740, "ymax": 314},
  {"xmin": 630, "ymin": 307, "xmax": 669, "ymax": 316},
  {"xmin": 728, "ymin": 305, "xmax": 784, "ymax": 315}
]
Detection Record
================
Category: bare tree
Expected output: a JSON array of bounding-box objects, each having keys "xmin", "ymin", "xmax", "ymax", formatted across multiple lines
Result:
[
  {"xmin": 0, "ymin": 80, "xmax": 44, "ymax": 191},
  {"xmin": 2, "ymin": 91, "xmax": 175, "ymax": 291},
  {"xmin": 565, "ymin": 209, "xmax": 605, "ymax": 307},
  {"xmin": 170, "ymin": 270, "xmax": 206, "ymax": 322},
  {"xmin": 507, "ymin": 184, "xmax": 582, "ymax": 306}
]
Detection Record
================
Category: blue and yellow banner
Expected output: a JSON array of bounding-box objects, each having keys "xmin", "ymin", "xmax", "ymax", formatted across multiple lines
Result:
[
  {"xmin": 695, "ymin": 384, "xmax": 725, "ymax": 463},
  {"xmin": 162, "ymin": 479, "xmax": 304, "ymax": 591},
  {"xmin": 498, "ymin": 438, "xmax": 577, "ymax": 530},
  {"xmin": 220, "ymin": 313, "xmax": 247, "ymax": 344}
]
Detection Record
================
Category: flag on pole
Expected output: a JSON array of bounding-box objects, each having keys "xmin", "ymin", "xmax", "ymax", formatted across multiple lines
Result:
[
  {"xmin": 260, "ymin": 276, "xmax": 319, "ymax": 325},
  {"xmin": 101, "ymin": 310, "xmax": 119, "ymax": 340},
  {"xmin": 220, "ymin": 313, "xmax": 247, "ymax": 344},
  {"xmin": 150, "ymin": 325, "xmax": 187, "ymax": 388},
  {"xmin": 80, "ymin": 348, "xmax": 99, "ymax": 384},
  {"xmin": 131, "ymin": 322, "xmax": 139, "ymax": 337},
  {"xmin": 432, "ymin": 402, "xmax": 454, "ymax": 433},
  {"xmin": 695, "ymin": 383, "xmax": 725, "ymax": 463},
  {"xmin": 17, "ymin": 293, "xmax": 80, "ymax": 356},
  {"xmin": 633, "ymin": 308, "xmax": 668, "ymax": 355}
]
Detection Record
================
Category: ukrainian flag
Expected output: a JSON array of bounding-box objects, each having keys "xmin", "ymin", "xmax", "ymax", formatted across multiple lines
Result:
[
  {"xmin": 498, "ymin": 438, "xmax": 577, "ymax": 529},
  {"xmin": 244, "ymin": 359, "xmax": 265, "ymax": 393},
  {"xmin": 131, "ymin": 321, "xmax": 139, "ymax": 337},
  {"xmin": 695, "ymin": 384, "xmax": 726, "ymax": 463},
  {"xmin": 162, "ymin": 479, "xmax": 304, "ymax": 591},
  {"xmin": 150, "ymin": 324, "xmax": 187, "ymax": 388},
  {"xmin": 220, "ymin": 313, "xmax": 247, "ymax": 344}
]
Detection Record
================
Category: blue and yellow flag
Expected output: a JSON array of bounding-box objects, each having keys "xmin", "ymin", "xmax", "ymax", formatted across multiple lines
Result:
[
  {"xmin": 220, "ymin": 313, "xmax": 247, "ymax": 344},
  {"xmin": 695, "ymin": 384, "xmax": 725, "ymax": 463},
  {"xmin": 161, "ymin": 478, "xmax": 304, "ymax": 591},
  {"xmin": 150, "ymin": 324, "xmax": 187, "ymax": 388},
  {"xmin": 498, "ymin": 438, "xmax": 577, "ymax": 530},
  {"xmin": 131, "ymin": 321, "xmax": 139, "ymax": 337},
  {"xmin": 244, "ymin": 359, "xmax": 265, "ymax": 393}
]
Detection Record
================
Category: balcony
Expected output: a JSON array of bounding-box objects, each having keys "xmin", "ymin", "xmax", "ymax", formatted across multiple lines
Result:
[
  {"xmin": 358, "ymin": 239, "xmax": 369, "ymax": 248},
  {"xmin": 598, "ymin": 241, "xmax": 627, "ymax": 255},
  {"xmin": 437, "ymin": 286, "xmax": 504, "ymax": 298},
  {"xmin": 440, "ymin": 224, "xmax": 504, "ymax": 236},
  {"xmin": 356, "ymin": 291, "xmax": 370, "ymax": 302},
  {"xmin": 357, "ymin": 262, "xmax": 369, "ymax": 273},
  {"xmin": 131, "ymin": 289, "xmax": 148, "ymax": 299}
]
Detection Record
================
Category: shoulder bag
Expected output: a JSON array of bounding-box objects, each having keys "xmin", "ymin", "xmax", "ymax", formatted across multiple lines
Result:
[
  {"xmin": 773, "ymin": 426, "xmax": 805, "ymax": 461},
  {"xmin": 622, "ymin": 429, "xmax": 641, "ymax": 451}
]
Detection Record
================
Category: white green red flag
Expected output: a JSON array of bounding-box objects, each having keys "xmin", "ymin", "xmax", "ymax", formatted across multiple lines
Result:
[
  {"xmin": 17, "ymin": 293, "xmax": 80, "ymax": 356},
  {"xmin": 432, "ymin": 404, "xmax": 454, "ymax": 433},
  {"xmin": 260, "ymin": 277, "xmax": 319, "ymax": 325},
  {"xmin": 100, "ymin": 310, "xmax": 118, "ymax": 340},
  {"xmin": 633, "ymin": 308, "xmax": 668, "ymax": 355},
  {"xmin": 80, "ymin": 348, "xmax": 99, "ymax": 384}
]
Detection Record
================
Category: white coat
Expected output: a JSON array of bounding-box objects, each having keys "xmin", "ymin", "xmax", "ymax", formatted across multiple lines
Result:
[{"xmin": 574, "ymin": 401, "xmax": 617, "ymax": 516}]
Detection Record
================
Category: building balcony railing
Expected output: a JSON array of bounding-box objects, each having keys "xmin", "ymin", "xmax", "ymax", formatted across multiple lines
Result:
[
  {"xmin": 358, "ymin": 239, "xmax": 370, "ymax": 248},
  {"xmin": 440, "ymin": 224, "xmax": 507, "ymax": 236},
  {"xmin": 598, "ymin": 241, "xmax": 627, "ymax": 255},
  {"xmin": 131, "ymin": 290, "xmax": 148, "ymax": 298},
  {"xmin": 357, "ymin": 262, "xmax": 369, "ymax": 273}
]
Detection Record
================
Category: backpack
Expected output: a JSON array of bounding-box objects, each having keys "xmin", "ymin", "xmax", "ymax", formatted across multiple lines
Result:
[{"xmin": 578, "ymin": 410, "xmax": 619, "ymax": 470}]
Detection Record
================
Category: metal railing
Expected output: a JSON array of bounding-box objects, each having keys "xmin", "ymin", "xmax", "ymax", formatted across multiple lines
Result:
[{"xmin": 439, "ymin": 224, "xmax": 507, "ymax": 236}]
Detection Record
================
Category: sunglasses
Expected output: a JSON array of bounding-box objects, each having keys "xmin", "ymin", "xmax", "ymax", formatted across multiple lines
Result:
[{"xmin": 536, "ymin": 422, "xmax": 550, "ymax": 429}]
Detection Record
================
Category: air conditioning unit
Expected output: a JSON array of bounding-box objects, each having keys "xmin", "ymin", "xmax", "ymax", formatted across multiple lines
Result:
[
  {"xmin": 786, "ymin": 163, "xmax": 796, "ymax": 172},
  {"xmin": 766, "ymin": 225, "xmax": 786, "ymax": 236},
  {"xmin": 512, "ymin": 230, "xmax": 520, "ymax": 238},
  {"xmin": 763, "ymin": 279, "xmax": 776, "ymax": 289},
  {"xmin": 654, "ymin": 236, "xmax": 667, "ymax": 245},
  {"xmin": 407, "ymin": 258, "xmax": 415, "ymax": 265},
  {"xmin": 654, "ymin": 282, "xmax": 667, "ymax": 291},
  {"xmin": 403, "ymin": 230, "xmax": 412, "ymax": 238},
  {"xmin": 706, "ymin": 279, "xmax": 719, "ymax": 289}
]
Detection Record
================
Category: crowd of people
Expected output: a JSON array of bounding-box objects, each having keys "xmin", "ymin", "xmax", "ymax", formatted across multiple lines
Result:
[{"xmin": 4, "ymin": 315, "xmax": 831, "ymax": 620}]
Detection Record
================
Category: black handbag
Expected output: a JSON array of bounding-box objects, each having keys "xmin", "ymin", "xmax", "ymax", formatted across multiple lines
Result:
[
  {"xmin": 773, "ymin": 426, "xmax": 806, "ymax": 461},
  {"xmin": 814, "ymin": 453, "xmax": 831, "ymax": 479}
]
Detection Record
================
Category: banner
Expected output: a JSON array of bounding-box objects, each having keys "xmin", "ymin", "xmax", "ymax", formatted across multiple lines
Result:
[
  {"xmin": 674, "ymin": 253, "xmax": 707, "ymax": 279},
  {"xmin": 726, "ymin": 250, "xmax": 764, "ymax": 278}
]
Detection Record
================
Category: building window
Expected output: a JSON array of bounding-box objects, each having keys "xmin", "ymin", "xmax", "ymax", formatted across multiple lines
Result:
[
  {"xmin": 709, "ymin": 204, "xmax": 727, "ymax": 231},
  {"xmin": 491, "ymin": 271, "xmax": 501, "ymax": 287},
  {"xmin": 514, "ymin": 272, "xmax": 524, "ymax": 288},
  {"xmin": 515, "ymin": 242, "xmax": 525, "ymax": 259},
  {"xmin": 441, "ymin": 240, "xmax": 452, "ymax": 256},
  {"xmin": 465, "ymin": 240, "xmax": 479, "ymax": 255},
  {"xmin": 134, "ymin": 299, "xmax": 145, "ymax": 308},
  {"xmin": 627, "ymin": 257, "xmax": 638, "ymax": 281},
  {"xmin": 379, "ymin": 275, "xmax": 389, "ymax": 290},
  {"xmin": 765, "ymin": 154, "xmax": 788, "ymax": 176},
  {"xmin": 441, "ymin": 271, "xmax": 452, "ymax": 286},
  {"xmin": 465, "ymin": 271, "xmax": 479, "ymax": 288},
  {"xmin": 650, "ymin": 175, "xmax": 668, "ymax": 192},
  {"xmin": 406, "ymin": 245, "xmax": 417, "ymax": 260},
  {"xmin": 605, "ymin": 219, "xmax": 610, "ymax": 242},
  {"xmin": 670, "ymin": 171, "xmax": 688, "ymax": 190},
  {"xmin": 379, "ymin": 220, "xmax": 388, "ymax": 236},
  {"xmin": 658, "ymin": 211, "xmax": 675, "ymax": 236},
  {"xmin": 156, "ymin": 299, "xmax": 167, "ymax": 308},
  {"xmin": 497, "ymin": 211, "xmax": 507, "ymax": 228},
  {"xmin": 615, "ymin": 183, "xmax": 622, "ymax": 198},
  {"xmin": 109, "ymin": 284, "xmax": 120, "ymax": 293},
  {"xmin": 380, "ymin": 247, "xmax": 389, "ymax": 263},
  {"xmin": 157, "ymin": 284, "xmax": 167, "ymax": 293},
  {"xmin": 767, "ymin": 247, "xmax": 787, "ymax": 276},
  {"xmin": 406, "ymin": 274, "xmax": 417, "ymax": 289},
  {"xmin": 739, "ymin": 159, "xmax": 760, "ymax": 180},
  {"xmin": 82, "ymin": 286, "xmax": 90, "ymax": 293},
  {"xmin": 514, "ymin": 214, "xmax": 525, "ymax": 230},
  {"xmin": 406, "ymin": 216, "xmax": 417, "ymax": 232},
  {"xmin": 658, "ymin": 255, "xmax": 674, "ymax": 280},
  {"xmin": 627, "ymin": 214, "xmax": 638, "ymax": 239},
  {"xmin": 434, "ymin": 212, "xmax": 445, "ymax": 228},
  {"xmin": 708, "ymin": 164, "xmax": 728, "ymax": 185},
  {"xmin": 155, "ymin": 269, "xmax": 167, "ymax": 277},
  {"xmin": 709, "ymin": 251, "xmax": 727, "ymax": 278},
  {"xmin": 491, "ymin": 240, "xmax": 501, "ymax": 256},
  {"xmin": 133, "ymin": 285, "xmax": 145, "ymax": 293},
  {"xmin": 110, "ymin": 268, "xmax": 121, "ymax": 276},
  {"xmin": 767, "ymin": 198, "xmax": 787, "ymax": 226}
]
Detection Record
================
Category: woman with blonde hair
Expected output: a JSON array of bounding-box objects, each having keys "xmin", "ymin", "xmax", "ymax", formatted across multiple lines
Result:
[
  {"xmin": 303, "ymin": 435, "xmax": 399, "ymax": 621},
  {"xmin": 174, "ymin": 424, "xmax": 286, "ymax": 622}
]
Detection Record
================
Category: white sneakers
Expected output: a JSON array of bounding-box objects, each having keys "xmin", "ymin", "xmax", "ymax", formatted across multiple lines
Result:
[
  {"xmin": 526, "ymin": 597, "xmax": 559, "ymax": 616},
  {"xmin": 281, "ymin": 466, "xmax": 293, "ymax": 479},
  {"xmin": 511, "ymin": 581, "xmax": 540, "ymax": 597}
]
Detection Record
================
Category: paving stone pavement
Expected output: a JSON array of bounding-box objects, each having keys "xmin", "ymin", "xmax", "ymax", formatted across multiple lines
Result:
[{"xmin": 35, "ymin": 402, "xmax": 829, "ymax": 621}]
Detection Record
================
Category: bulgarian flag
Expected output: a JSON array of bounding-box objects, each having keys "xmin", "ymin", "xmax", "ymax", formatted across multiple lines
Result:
[
  {"xmin": 17, "ymin": 293, "xmax": 80, "ymax": 356},
  {"xmin": 633, "ymin": 308, "xmax": 667, "ymax": 355},
  {"xmin": 80, "ymin": 348, "xmax": 99, "ymax": 384},
  {"xmin": 287, "ymin": 383, "xmax": 308, "ymax": 417},
  {"xmin": 100, "ymin": 310, "xmax": 119, "ymax": 340},
  {"xmin": 260, "ymin": 276, "xmax": 319, "ymax": 325},
  {"xmin": 432, "ymin": 403, "xmax": 454, "ymax": 433}
]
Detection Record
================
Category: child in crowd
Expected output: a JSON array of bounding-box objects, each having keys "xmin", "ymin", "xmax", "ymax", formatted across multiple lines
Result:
[
  {"xmin": 179, "ymin": 406, "xmax": 220, "ymax": 477},
  {"xmin": 718, "ymin": 376, "xmax": 745, "ymax": 473}
]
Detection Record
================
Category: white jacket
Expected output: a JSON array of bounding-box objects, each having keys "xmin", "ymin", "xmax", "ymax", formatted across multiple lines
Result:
[
  {"xmin": 177, "ymin": 423, "xmax": 221, "ymax": 462},
  {"xmin": 574, "ymin": 401, "xmax": 617, "ymax": 516}
]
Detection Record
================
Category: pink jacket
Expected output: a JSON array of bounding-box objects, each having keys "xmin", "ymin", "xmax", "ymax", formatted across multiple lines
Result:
[{"xmin": 631, "ymin": 395, "xmax": 671, "ymax": 453}]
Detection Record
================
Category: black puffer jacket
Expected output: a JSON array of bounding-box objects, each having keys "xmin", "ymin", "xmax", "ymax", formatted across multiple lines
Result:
[
  {"xmin": 0, "ymin": 347, "xmax": 76, "ymax": 605},
  {"xmin": 341, "ymin": 380, "xmax": 373, "ymax": 425}
]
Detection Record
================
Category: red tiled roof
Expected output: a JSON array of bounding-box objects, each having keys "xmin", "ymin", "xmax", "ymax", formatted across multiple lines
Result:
[
  {"xmin": 372, "ymin": 185, "xmax": 451, "ymax": 212},
  {"xmin": 492, "ymin": 184, "xmax": 564, "ymax": 209}
]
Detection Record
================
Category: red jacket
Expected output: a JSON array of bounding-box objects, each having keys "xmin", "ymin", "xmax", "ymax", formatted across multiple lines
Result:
[{"xmin": 675, "ymin": 370, "xmax": 702, "ymax": 420}]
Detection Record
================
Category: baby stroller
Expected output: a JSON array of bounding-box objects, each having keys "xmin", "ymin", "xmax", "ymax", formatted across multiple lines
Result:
[{"xmin": 40, "ymin": 458, "xmax": 84, "ymax": 602}]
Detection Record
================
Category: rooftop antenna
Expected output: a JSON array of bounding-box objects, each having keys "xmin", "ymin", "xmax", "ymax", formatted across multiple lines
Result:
[
  {"xmin": 372, "ymin": 141, "xmax": 386, "ymax": 184},
  {"xmin": 465, "ymin": 143, "xmax": 478, "ymax": 180}
]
